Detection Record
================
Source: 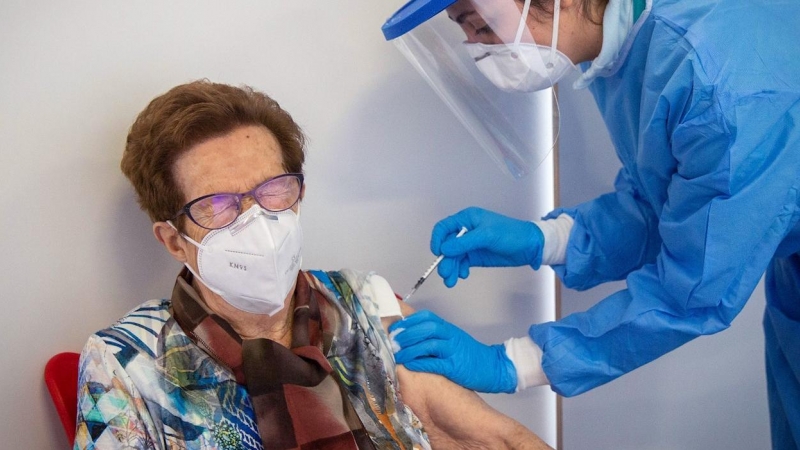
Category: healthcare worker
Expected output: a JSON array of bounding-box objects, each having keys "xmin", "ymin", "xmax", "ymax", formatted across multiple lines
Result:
[{"xmin": 381, "ymin": 0, "xmax": 800, "ymax": 447}]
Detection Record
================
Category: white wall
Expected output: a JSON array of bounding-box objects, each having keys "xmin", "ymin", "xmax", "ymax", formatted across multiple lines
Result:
[
  {"xmin": 556, "ymin": 74, "xmax": 771, "ymax": 449},
  {"xmin": 0, "ymin": 1, "xmax": 556, "ymax": 448}
]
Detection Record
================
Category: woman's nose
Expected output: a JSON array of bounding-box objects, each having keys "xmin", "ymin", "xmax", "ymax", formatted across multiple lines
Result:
[{"xmin": 241, "ymin": 195, "xmax": 259, "ymax": 211}]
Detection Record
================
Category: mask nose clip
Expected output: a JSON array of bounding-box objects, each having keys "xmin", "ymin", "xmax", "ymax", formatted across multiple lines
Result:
[
  {"xmin": 229, "ymin": 206, "xmax": 277, "ymax": 234},
  {"xmin": 252, "ymin": 208, "xmax": 279, "ymax": 221},
  {"xmin": 474, "ymin": 51, "xmax": 492, "ymax": 62}
]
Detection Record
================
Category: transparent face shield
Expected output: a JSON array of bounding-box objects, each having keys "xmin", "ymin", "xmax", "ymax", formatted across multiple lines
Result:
[{"xmin": 383, "ymin": 0, "xmax": 575, "ymax": 178}]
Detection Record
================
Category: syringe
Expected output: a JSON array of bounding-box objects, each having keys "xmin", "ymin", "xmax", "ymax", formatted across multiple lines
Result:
[{"xmin": 403, "ymin": 227, "xmax": 468, "ymax": 302}]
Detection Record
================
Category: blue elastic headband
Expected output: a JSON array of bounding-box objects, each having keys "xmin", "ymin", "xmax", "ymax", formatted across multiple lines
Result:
[{"xmin": 381, "ymin": 0, "xmax": 458, "ymax": 40}]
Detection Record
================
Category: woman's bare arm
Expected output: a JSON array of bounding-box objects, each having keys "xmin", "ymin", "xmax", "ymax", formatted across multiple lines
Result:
[{"xmin": 383, "ymin": 302, "xmax": 552, "ymax": 450}]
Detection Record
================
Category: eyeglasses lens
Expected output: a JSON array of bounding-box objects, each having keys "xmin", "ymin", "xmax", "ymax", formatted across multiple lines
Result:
[
  {"xmin": 255, "ymin": 175, "xmax": 301, "ymax": 211},
  {"xmin": 189, "ymin": 195, "xmax": 240, "ymax": 229}
]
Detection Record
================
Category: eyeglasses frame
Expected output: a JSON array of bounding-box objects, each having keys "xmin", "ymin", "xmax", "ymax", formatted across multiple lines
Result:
[{"xmin": 172, "ymin": 172, "xmax": 304, "ymax": 230}]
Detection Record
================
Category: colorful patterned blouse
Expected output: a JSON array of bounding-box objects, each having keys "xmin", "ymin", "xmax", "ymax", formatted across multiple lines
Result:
[{"xmin": 74, "ymin": 269, "xmax": 430, "ymax": 449}]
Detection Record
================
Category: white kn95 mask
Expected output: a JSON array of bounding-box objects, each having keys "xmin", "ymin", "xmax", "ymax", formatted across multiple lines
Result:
[{"xmin": 172, "ymin": 204, "xmax": 303, "ymax": 316}]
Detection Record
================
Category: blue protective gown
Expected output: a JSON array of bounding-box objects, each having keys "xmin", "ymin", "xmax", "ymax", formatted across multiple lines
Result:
[{"xmin": 527, "ymin": 0, "xmax": 800, "ymax": 447}]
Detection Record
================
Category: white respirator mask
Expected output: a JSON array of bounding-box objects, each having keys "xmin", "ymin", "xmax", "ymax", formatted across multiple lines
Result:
[
  {"xmin": 172, "ymin": 204, "xmax": 303, "ymax": 316},
  {"xmin": 464, "ymin": 0, "xmax": 576, "ymax": 93}
]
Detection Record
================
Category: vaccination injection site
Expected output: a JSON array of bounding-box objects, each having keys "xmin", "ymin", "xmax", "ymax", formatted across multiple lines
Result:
[{"xmin": 15, "ymin": 0, "xmax": 798, "ymax": 449}]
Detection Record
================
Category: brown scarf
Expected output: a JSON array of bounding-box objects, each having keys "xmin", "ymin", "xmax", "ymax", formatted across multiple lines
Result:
[{"xmin": 170, "ymin": 268, "xmax": 375, "ymax": 450}]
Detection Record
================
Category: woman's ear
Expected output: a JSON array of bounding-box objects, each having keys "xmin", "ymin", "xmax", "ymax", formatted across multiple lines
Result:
[
  {"xmin": 153, "ymin": 221, "xmax": 189, "ymax": 263},
  {"xmin": 299, "ymin": 183, "xmax": 306, "ymax": 202}
]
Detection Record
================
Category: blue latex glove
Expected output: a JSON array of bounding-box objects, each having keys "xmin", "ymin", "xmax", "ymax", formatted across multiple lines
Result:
[
  {"xmin": 389, "ymin": 310, "xmax": 517, "ymax": 393},
  {"xmin": 431, "ymin": 207, "xmax": 544, "ymax": 287}
]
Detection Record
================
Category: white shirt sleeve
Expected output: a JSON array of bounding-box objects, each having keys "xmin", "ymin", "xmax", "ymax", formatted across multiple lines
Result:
[
  {"xmin": 366, "ymin": 273, "xmax": 404, "ymax": 319},
  {"xmin": 533, "ymin": 213, "xmax": 574, "ymax": 266},
  {"xmin": 500, "ymin": 214, "xmax": 571, "ymax": 391},
  {"xmin": 504, "ymin": 335, "xmax": 550, "ymax": 391}
]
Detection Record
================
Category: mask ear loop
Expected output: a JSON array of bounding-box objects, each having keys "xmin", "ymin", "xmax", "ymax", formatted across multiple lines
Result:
[
  {"xmin": 549, "ymin": 0, "xmax": 563, "ymax": 153},
  {"xmin": 165, "ymin": 220, "xmax": 226, "ymax": 298},
  {"xmin": 167, "ymin": 220, "xmax": 206, "ymax": 250},
  {"xmin": 513, "ymin": 0, "xmax": 533, "ymax": 48},
  {"xmin": 549, "ymin": 0, "xmax": 562, "ymax": 69},
  {"xmin": 512, "ymin": 0, "xmax": 562, "ymax": 172}
]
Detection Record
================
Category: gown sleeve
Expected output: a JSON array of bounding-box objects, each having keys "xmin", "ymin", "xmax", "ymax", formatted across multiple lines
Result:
[
  {"xmin": 546, "ymin": 165, "xmax": 661, "ymax": 290},
  {"xmin": 74, "ymin": 334, "xmax": 159, "ymax": 450},
  {"xmin": 531, "ymin": 85, "xmax": 800, "ymax": 397}
]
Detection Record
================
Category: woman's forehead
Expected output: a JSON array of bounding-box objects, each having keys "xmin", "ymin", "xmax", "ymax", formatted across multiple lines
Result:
[{"xmin": 174, "ymin": 125, "xmax": 284, "ymax": 199}]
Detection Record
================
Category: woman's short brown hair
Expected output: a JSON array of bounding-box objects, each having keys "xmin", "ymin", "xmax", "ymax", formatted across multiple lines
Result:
[{"xmin": 121, "ymin": 80, "xmax": 305, "ymax": 223}]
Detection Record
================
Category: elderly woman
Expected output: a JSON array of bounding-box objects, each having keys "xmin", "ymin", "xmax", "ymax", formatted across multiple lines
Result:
[{"xmin": 74, "ymin": 80, "xmax": 550, "ymax": 450}]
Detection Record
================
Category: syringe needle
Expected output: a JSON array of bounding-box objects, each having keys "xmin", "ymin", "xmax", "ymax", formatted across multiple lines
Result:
[
  {"xmin": 402, "ymin": 271, "xmax": 433, "ymax": 302},
  {"xmin": 403, "ymin": 227, "xmax": 468, "ymax": 302}
]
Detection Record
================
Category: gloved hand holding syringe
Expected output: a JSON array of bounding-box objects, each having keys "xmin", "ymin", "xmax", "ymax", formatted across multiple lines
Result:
[{"xmin": 403, "ymin": 227, "xmax": 468, "ymax": 302}]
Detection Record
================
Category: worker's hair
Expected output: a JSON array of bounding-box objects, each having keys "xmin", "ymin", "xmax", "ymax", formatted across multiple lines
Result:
[
  {"xmin": 121, "ymin": 80, "xmax": 305, "ymax": 225},
  {"xmin": 522, "ymin": 0, "xmax": 608, "ymax": 25}
]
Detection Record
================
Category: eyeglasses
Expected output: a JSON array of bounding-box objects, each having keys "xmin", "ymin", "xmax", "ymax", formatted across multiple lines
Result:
[{"xmin": 174, "ymin": 173, "xmax": 304, "ymax": 230}]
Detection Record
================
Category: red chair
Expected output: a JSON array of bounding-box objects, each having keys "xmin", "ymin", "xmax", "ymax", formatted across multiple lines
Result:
[{"xmin": 45, "ymin": 352, "xmax": 81, "ymax": 445}]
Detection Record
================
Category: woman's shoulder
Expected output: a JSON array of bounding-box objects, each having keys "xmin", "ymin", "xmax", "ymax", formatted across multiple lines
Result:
[
  {"xmin": 308, "ymin": 269, "xmax": 401, "ymax": 317},
  {"xmin": 308, "ymin": 268, "xmax": 392, "ymax": 293},
  {"xmin": 101, "ymin": 299, "xmax": 173, "ymax": 335},
  {"xmin": 89, "ymin": 299, "xmax": 174, "ymax": 365}
]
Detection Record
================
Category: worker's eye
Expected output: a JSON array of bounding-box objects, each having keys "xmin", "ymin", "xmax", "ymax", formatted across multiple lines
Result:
[{"xmin": 475, "ymin": 25, "xmax": 493, "ymax": 35}]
